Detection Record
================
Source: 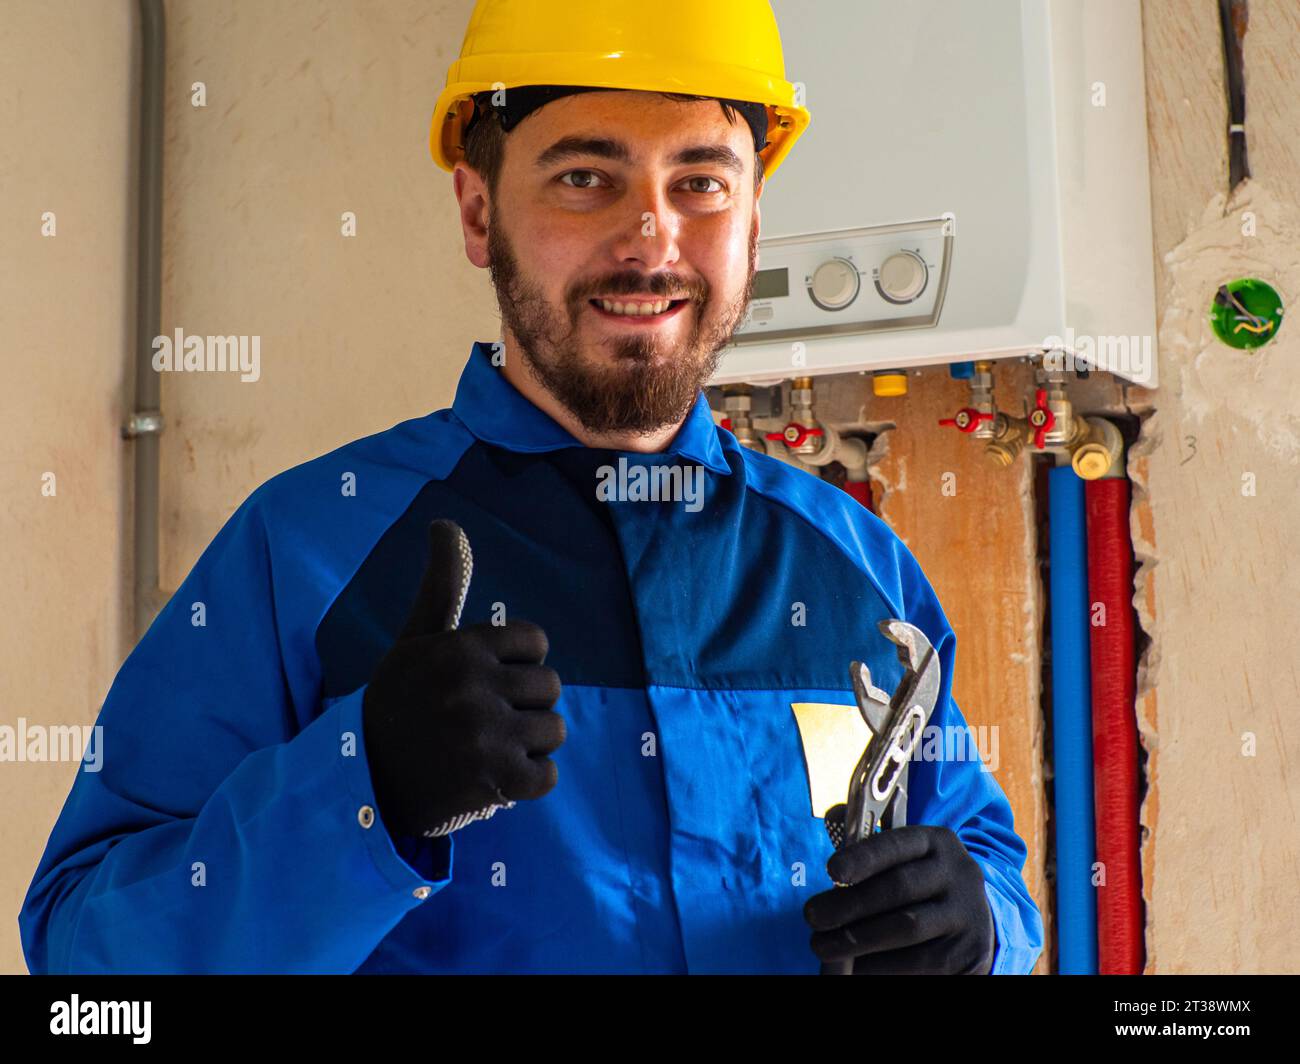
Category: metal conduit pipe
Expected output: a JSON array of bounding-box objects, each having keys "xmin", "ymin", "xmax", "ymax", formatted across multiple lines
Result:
[{"xmin": 124, "ymin": 0, "xmax": 167, "ymax": 642}]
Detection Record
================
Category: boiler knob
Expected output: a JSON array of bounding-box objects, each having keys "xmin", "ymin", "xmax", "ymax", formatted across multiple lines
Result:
[
  {"xmin": 876, "ymin": 251, "xmax": 928, "ymax": 303},
  {"xmin": 809, "ymin": 258, "xmax": 861, "ymax": 311}
]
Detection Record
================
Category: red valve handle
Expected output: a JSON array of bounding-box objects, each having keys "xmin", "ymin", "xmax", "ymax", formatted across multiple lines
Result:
[
  {"xmin": 765, "ymin": 422, "xmax": 825, "ymax": 448},
  {"xmin": 1028, "ymin": 387, "xmax": 1056, "ymax": 449},
  {"xmin": 720, "ymin": 417, "xmax": 734, "ymax": 432},
  {"xmin": 937, "ymin": 407, "xmax": 995, "ymax": 434}
]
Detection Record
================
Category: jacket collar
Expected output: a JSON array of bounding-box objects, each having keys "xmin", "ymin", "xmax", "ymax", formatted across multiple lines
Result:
[{"xmin": 450, "ymin": 341, "xmax": 732, "ymax": 475}]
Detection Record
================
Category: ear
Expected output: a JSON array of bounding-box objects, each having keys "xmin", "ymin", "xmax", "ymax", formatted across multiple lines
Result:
[{"xmin": 453, "ymin": 162, "xmax": 491, "ymax": 269}]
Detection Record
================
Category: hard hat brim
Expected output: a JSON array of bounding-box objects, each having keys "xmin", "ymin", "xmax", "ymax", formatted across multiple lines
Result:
[{"xmin": 430, "ymin": 55, "xmax": 810, "ymax": 179}]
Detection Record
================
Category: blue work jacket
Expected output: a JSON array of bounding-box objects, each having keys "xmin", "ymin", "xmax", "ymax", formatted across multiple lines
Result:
[{"xmin": 20, "ymin": 341, "xmax": 1043, "ymax": 974}]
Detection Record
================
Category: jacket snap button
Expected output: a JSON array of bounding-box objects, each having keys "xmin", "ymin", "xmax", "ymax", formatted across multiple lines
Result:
[{"xmin": 357, "ymin": 805, "xmax": 375, "ymax": 829}]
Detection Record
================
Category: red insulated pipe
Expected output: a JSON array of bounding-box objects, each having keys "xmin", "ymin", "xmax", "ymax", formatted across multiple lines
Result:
[
  {"xmin": 1085, "ymin": 476, "xmax": 1144, "ymax": 974},
  {"xmin": 842, "ymin": 479, "xmax": 873, "ymax": 513}
]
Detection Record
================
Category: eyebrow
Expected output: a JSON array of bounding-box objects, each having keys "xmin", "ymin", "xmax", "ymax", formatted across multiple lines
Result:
[{"xmin": 534, "ymin": 136, "xmax": 745, "ymax": 176}]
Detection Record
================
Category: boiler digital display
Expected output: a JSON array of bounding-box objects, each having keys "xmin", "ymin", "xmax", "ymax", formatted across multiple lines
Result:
[{"xmin": 751, "ymin": 268, "xmax": 789, "ymax": 300}]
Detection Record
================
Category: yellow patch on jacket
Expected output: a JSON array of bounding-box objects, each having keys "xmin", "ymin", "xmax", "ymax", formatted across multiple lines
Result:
[{"xmin": 789, "ymin": 702, "xmax": 872, "ymax": 819}]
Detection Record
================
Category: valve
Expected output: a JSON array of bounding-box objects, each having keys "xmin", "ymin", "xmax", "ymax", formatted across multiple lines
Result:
[
  {"xmin": 1028, "ymin": 387, "xmax": 1056, "ymax": 449},
  {"xmin": 937, "ymin": 407, "xmax": 995, "ymax": 434},
  {"xmin": 766, "ymin": 422, "xmax": 825, "ymax": 449}
]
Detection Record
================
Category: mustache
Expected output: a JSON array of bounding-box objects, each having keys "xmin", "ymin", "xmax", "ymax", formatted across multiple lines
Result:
[{"xmin": 570, "ymin": 273, "xmax": 708, "ymax": 305}]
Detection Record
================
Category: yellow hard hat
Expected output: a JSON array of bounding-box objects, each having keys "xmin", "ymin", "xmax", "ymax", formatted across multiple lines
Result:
[{"xmin": 430, "ymin": 0, "xmax": 811, "ymax": 180}]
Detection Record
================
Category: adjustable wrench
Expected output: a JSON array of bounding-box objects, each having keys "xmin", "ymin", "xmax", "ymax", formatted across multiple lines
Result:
[{"xmin": 821, "ymin": 619, "xmax": 942, "ymax": 975}]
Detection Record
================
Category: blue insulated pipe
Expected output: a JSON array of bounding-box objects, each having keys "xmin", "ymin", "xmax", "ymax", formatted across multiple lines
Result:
[{"xmin": 1049, "ymin": 464, "xmax": 1098, "ymax": 973}]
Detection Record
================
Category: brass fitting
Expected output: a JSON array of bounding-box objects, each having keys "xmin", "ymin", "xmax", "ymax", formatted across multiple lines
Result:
[
  {"xmin": 984, "ymin": 413, "xmax": 1031, "ymax": 467},
  {"xmin": 1068, "ymin": 416, "xmax": 1125, "ymax": 479},
  {"xmin": 721, "ymin": 384, "xmax": 764, "ymax": 451}
]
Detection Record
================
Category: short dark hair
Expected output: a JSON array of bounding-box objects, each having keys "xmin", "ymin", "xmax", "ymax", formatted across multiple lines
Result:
[{"xmin": 463, "ymin": 92, "xmax": 766, "ymax": 199}]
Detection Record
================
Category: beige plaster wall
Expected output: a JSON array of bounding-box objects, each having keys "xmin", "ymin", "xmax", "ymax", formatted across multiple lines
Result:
[
  {"xmin": 1135, "ymin": 0, "xmax": 1299, "ymax": 973},
  {"xmin": 0, "ymin": 0, "xmax": 136, "ymax": 977}
]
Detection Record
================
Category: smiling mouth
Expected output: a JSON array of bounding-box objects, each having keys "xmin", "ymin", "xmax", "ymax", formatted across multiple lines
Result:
[{"xmin": 588, "ymin": 297, "xmax": 690, "ymax": 322}]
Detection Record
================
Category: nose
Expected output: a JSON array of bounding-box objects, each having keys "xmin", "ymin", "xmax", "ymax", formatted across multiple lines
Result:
[{"xmin": 608, "ymin": 179, "xmax": 681, "ymax": 273}]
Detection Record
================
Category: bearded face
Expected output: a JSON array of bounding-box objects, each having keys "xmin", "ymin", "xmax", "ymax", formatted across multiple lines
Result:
[
  {"xmin": 461, "ymin": 88, "xmax": 763, "ymax": 440},
  {"xmin": 486, "ymin": 207, "xmax": 758, "ymax": 437}
]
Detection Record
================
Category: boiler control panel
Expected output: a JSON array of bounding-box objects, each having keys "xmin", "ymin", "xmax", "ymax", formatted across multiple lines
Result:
[{"xmin": 730, "ymin": 215, "xmax": 954, "ymax": 346}]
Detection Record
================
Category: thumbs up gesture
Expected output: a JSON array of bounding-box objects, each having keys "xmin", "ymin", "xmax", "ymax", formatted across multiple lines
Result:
[{"xmin": 361, "ymin": 519, "xmax": 565, "ymax": 838}]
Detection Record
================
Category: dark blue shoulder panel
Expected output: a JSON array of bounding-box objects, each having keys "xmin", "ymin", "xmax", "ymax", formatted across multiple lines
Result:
[{"xmin": 315, "ymin": 442, "xmax": 649, "ymax": 696}]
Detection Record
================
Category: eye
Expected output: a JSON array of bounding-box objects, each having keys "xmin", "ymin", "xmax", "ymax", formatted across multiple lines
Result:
[
  {"xmin": 558, "ymin": 169, "xmax": 608, "ymax": 190},
  {"xmin": 680, "ymin": 175, "xmax": 727, "ymax": 194}
]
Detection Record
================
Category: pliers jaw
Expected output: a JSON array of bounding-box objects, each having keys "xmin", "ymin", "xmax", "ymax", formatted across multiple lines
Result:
[{"xmin": 839, "ymin": 620, "xmax": 942, "ymax": 850}]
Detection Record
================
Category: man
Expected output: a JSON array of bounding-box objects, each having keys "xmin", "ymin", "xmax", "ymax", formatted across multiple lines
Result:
[{"xmin": 20, "ymin": 0, "xmax": 1043, "ymax": 974}]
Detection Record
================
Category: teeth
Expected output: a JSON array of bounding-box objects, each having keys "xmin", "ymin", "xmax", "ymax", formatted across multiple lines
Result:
[{"xmin": 598, "ymin": 298, "xmax": 672, "ymax": 316}]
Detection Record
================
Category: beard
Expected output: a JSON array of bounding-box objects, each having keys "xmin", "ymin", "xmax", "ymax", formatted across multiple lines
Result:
[{"xmin": 486, "ymin": 208, "xmax": 758, "ymax": 437}]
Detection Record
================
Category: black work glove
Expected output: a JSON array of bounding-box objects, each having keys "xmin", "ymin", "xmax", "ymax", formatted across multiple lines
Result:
[
  {"xmin": 361, "ymin": 519, "xmax": 565, "ymax": 838},
  {"xmin": 804, "ymin": 804, "xmax": 996, "ymax": 974}
]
